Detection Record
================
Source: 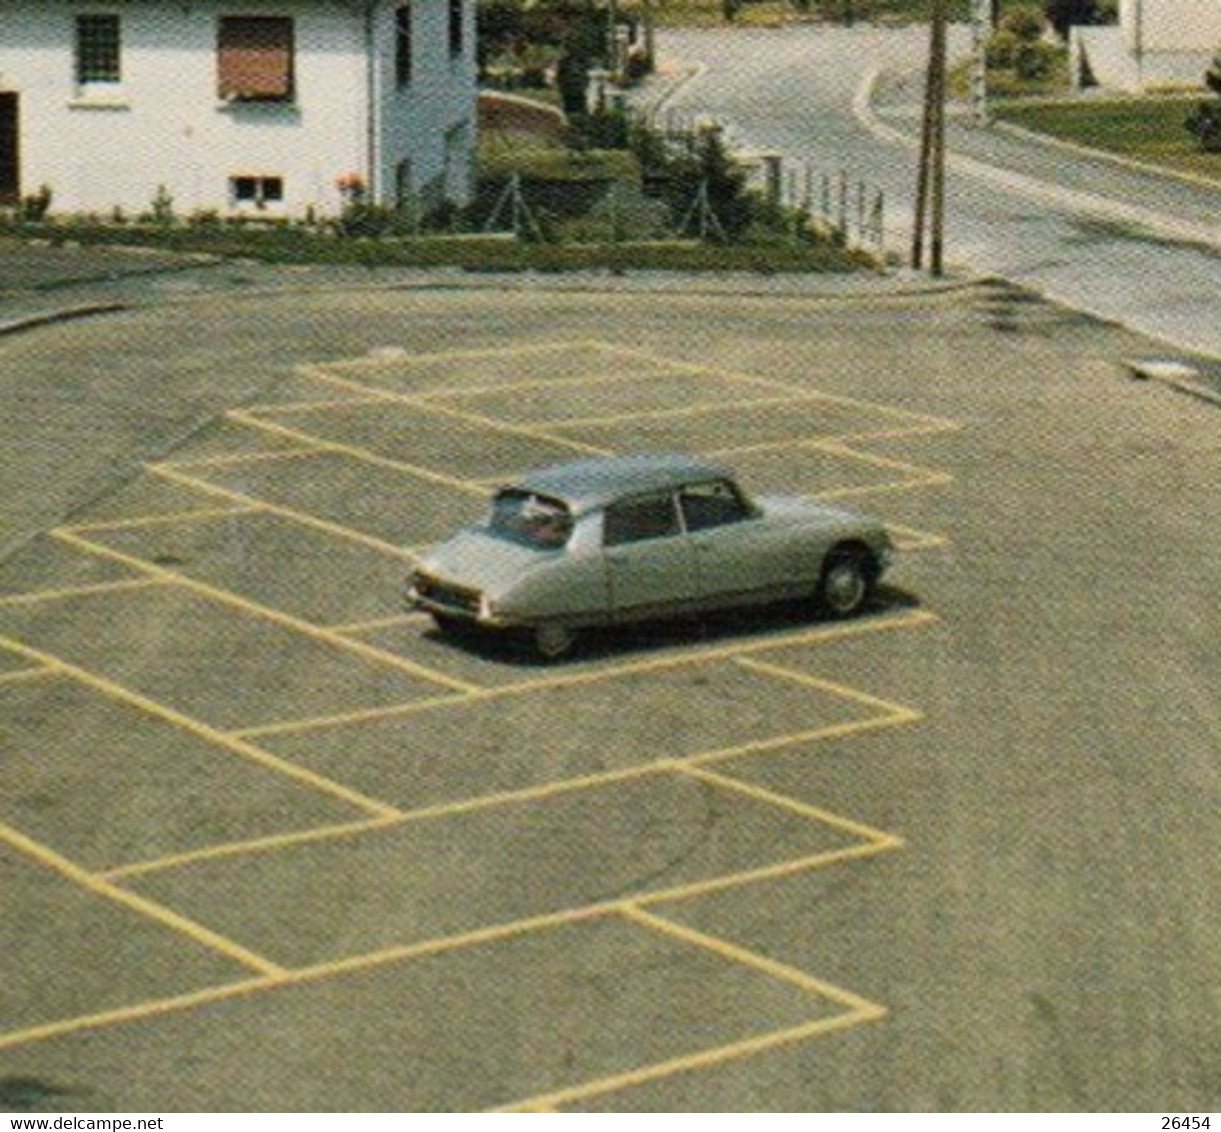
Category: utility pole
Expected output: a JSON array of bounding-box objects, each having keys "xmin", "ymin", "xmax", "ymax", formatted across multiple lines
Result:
[
  {"xmin": 970, "ymin": 0, "xmax": 991, "ymax": 125},
  {"xmin": 911, "ymin": 0, "xmax": 947, "ymax": 275}
]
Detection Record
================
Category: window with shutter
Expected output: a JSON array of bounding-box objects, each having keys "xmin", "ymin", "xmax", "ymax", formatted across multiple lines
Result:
[{"xmin": 217, "ymin": 16, "xmax": 294, "ymax": 102}]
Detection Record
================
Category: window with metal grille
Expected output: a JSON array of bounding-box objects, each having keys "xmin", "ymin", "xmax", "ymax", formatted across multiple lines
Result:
[
  {"xmin": 230, "ymin": 175, "xmax": 284, "ymax": 207},
  {"xmin": 217, "ymin": 16, "xmax": 294, "ymax": 101},
  {"xmin": 395, "ymin": 5, "xmax": 413, "ymax": 86},
  {"xmin": 75, "ymin": 14, "xmax": 122, "ymax": 85},
  {"xmin": 447, "ymin": 0, "xmax": 463, "ymax": 58}
]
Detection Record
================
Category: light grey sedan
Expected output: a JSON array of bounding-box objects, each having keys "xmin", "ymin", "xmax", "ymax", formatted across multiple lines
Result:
[{"xmin": 406, "ymin": 455, "xmax": 895, "ymax": 659}]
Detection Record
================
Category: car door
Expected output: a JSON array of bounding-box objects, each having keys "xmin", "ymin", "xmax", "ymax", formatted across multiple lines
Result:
[
  {"xmin": 602, "ymin": 490, "xmax": 698, "ymax": 620},
  {"xmin": 680, "ymin": 479, "xmax": 790, "ymax": 607}
]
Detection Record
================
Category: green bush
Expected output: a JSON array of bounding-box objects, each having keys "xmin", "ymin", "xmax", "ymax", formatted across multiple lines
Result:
[
  {"xmin": 1000, "ymin": 5, "xmax": 1048, "ymax": 41},
  {"xmin": 1014, "ymin": 39, "xmax": 1057, "ymax": 80},
  {"xmin": 986, "ymin": 28, "xmax": 1020, "ymax": 68}
]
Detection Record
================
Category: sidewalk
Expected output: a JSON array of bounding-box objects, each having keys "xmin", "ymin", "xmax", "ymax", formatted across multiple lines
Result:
[{"xmin": 867, "ymin": 71, "xmax": 1221, "ymax": 254}]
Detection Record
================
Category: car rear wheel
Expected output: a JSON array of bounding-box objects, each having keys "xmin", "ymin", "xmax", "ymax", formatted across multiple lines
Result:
[
  {"xmin": 533, "ymin": 622, "xmax": 577, "ymax": 660},
  {"xmin": 817, "ymin": 547, "xmax": 875, "ymax": 618}
]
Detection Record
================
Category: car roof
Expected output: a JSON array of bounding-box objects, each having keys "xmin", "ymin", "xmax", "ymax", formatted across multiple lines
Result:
[{"xmin": 507, "ymin": 455, "xmax": 735, "ymax": 514}]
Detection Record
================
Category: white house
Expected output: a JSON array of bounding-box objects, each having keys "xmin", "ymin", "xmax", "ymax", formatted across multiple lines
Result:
[
  {"xmin": 0, "ymin": 0, "xmax": 477, "ymax": 217},
  {"xmin": 1074, "ymin": 0, "xmax": 1221, "ymax": 91}
]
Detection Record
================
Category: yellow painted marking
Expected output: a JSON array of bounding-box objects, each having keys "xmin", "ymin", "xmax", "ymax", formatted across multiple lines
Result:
[
  {"xmin": 0, "ymin": 819, "xmax": 285, "ymax": 977},
  {"xmin": 515, "ymin": 391, "xmax": 827, "ymax": 431},
  {"xmin": 0, "ymin": 632, "xmax": 402, "ymax": 820},
  {"xmin": 234, "ymin": 609, "xmax": 937, "ymax": 741},
  {"xmin": 0, "ymin": 976, "xmax": 279, "ymax": 1053},
  {"xmin": 603, "ymin": 342, "xmax": 959, "ymax": 430},
  {"xmin": 52, "ymin": 529, "xmax": 477, "ymax": 695},
  {"xmin": 240, "ymin": 394, "xmax": 389, "ymax": 417},
  {"xmin": 225, "ymin": 410, "xmax": 486, "ymax": 495},
  {"xmin": 623, "ymin": 904, "xmax": 888, "ymax": 1011},
  {"xmin": 414, "ymin": 363, "xmax": 689, "ymax": 404},
  {"xmin": 257, "ymin": 364, "xmax": 616, "ymax": 458},
  {"xmin": 114, "ymin": 763, "xmax": 678, "ymax": 879},
  {"xmin": 148, "ymin": 463, "xmax": 419, "ymax": 562},
  {"xmin": 327, "ymin": 612, "xmax": 425, "ymax": 634},
  {"xmin": 0, "ymin": 577, "xmax": 166, "ymax": 608},
  {"xmin": 883, "ymin": 521, "xmax": 950, "ymax": 551},
  {"xmin": 732, "ymin": 655, "xmax": 923, "ymax": 719},
  {"xmin": 679, "ymin": 764, "xmax": 903, "ymax": 847},
  {"xmin": 60, "ymin": 506, "xmax": 260, "ymax": 534},
  {"xmin": 685, "ymin": 710, "xmax": 920, "ymax": 768},
  {"xmin": 100, "ymin": 815, "xmax": 404, "ymax": 882},
  {"xmin": 491, "ymin": 1012, "xmax": 883, "ymax": 1112},
  {"xmin": 157, "ymin": 443, "xmax": 337, "ymax": 471}
]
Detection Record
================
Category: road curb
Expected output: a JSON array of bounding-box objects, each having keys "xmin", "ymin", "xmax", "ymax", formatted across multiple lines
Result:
[{"xmin": 0, "ymin": 302, "xmax": 131, "ymax": 336}]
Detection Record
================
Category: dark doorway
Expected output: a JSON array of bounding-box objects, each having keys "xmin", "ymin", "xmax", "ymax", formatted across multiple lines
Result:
[{"xmin": 0, "ymin": 93, "xmax": 19, "ymax": 205}]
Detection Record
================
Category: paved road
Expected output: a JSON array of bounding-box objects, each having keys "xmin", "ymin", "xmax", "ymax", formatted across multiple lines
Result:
[
  {"xmin": 650, "ymin": 26, "xmax": 1221, "ymax": 358},
  {"xmin": 1, "ymin": 276, "xmax": 1220, "ymax": 1110}
]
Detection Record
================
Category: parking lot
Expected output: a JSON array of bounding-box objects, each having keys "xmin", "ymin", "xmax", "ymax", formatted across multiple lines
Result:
[{"xmin": 2, "ymin": 280, "xmax": 1219, "ymax": 1111}]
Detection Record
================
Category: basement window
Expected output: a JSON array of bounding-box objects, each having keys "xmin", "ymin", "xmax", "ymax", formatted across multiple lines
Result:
[{"xmin": 230, "ymin": 175, "xmax": 284, "ymax": 210}]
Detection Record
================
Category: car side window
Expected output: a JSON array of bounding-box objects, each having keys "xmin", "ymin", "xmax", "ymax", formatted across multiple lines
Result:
[
  {"xmin": 679, "ymin": 480, "xmax": 752, "ymax": 532},
  {"xmin": 604, "ymin": 491, "xmax": 681, "ymax": 547}
]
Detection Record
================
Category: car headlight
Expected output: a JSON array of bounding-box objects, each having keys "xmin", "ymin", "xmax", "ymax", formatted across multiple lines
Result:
[{"xmin": 478, "ymin": 593, "xmax": 497, "ymax": 621}]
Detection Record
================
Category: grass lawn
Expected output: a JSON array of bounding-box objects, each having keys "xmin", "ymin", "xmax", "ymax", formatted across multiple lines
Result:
[{"xmin": 995, "ymin": 97, "xmax": 1221, "ymax": 183}]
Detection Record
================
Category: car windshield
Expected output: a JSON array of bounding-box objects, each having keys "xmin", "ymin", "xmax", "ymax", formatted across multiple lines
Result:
[{"xmin": 488, "ymin": 490, "xmax": 573, "ymax": 550}]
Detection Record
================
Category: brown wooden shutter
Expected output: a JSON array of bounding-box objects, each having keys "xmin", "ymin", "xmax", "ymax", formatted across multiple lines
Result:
[{"xmin": 217, "ymin": 16, "xmax": 294, "ymax": 101}]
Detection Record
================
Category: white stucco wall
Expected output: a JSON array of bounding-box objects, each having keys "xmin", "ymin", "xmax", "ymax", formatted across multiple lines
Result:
[
  {"xmin": 1120, "ymin": 0, "xmax": 1221, "ymax": 54},
  {"xmin": 0, "ymin": 0, "xmax": 475, "ymax": 216}
]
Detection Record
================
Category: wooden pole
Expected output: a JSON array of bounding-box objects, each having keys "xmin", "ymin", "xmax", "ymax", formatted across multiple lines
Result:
[{"xmin": 930, "ymin": 0, "xmax": 947, "ymax": 276}]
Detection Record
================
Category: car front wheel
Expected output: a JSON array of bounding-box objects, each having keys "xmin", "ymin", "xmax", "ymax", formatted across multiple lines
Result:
[{"xmin": 817, "ymin": 548, "xmax": 875, "ymax": 618}]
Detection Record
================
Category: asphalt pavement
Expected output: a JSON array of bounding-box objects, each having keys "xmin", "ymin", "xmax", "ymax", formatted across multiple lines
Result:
[{"xmin": 645, "ymin": 25, "xmax": 1221, "ymax": 362}]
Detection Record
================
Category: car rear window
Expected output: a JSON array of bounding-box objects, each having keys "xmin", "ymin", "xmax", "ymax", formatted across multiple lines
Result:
[{"xmin": 489, "ymin": 490, "xmax": 573, "ymax": 550}]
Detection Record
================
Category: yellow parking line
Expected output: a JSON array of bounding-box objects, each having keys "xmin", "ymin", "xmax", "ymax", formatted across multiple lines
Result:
[
  {"xmin": 160, "ymin": 443, "xmax": 337, "ymax": 470},
  {"xmin": 387, "ymin": 398, "xmax": 614, "ymax": 458},
  {"xmin": 491, "ymin": 1012, "xmax": 883, "ymax": 1112},
  {"xmin": 52, "ymin": 529, "xmax": 478, "ymax": 695},
  {"xmin": 0, "ymin": 975, "xmax": 278, "ymax": 1053},
  {"xmin": 232, "ymin": 609, "xmax": 937, "ymax": 741},
  {"xmin": 240, "ymin": 394, "xmax": 389, "ymax": 417},
  {"xmin": 679, "ymin": 765, "xmax": 904, "ymax": 847},
  {"xmin": 603, "ymin": 343, "xmax": 959, "ymax": 429},
  {"xmin": 148, "ymin": 463, "xmax": 419, "ymax": 562},
  {"xmin": 0, "ymin": 577, "xmax": 166, "ymax": 607},
  {"xmin": 0, "ymin": 632, "xmax": 402, "ymax": 820},
  {"xmin": 517, "ymin": 391, "xmax": 823, "ymax": 431},
  {"xmin": 61, "ymin": 506, "xmax": 259, "ymax": 535},
  {"xmin": 732, "ymin": 655, "xmax": 923, "ymax": 718},
  {"xmin": 99, "ymin": 815, "xmax": 404, "ymax": 882},
  {"xmin": 623, "ymin": 904, "xmax": 889, "ymax": 1011},
  {"xmin": 327, "ymin": 612, "xmax": 425, "ymax": 634},
  {"xmin": 882, "ymin": 521, "xmax": 950, "ymax": 551},
  {"xmin": 414, "ymin": 364, "xmax": 688, "ymax": 404},
  {"xmin": 0, "ymin": 819, "xmax": 285, "ymax": 977},
  {"xmin": 233, "ymin": 609, "xmax": 937, "ymax": 741},
  {"xmin": 632, "ymin": 840, "xmax": 901, "ymax": 911},
  {"xmin": 261, "ymin": 366, "xmax": 616, "ymax": 459},
  {"xmin": 685, "ymin": 711, "xmax": 918, "ymax": 769},
  {"xmin": 225, "ymin": 410, "xmax": 486, "ymax": 495}
]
